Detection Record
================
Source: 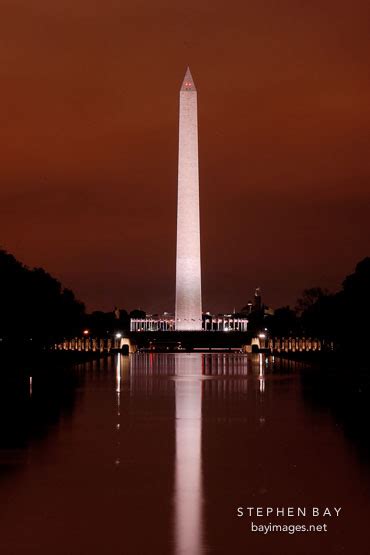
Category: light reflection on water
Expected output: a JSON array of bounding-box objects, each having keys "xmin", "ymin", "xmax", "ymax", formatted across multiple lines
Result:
[{"xmin": 0, "ymin": 353, "xmax": 369, "ymax": 555}]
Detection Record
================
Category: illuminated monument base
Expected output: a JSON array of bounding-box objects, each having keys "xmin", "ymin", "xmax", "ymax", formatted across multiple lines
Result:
[{"xmin": 130, "ymin": 313, "xmax": 248, "ymax": 332}]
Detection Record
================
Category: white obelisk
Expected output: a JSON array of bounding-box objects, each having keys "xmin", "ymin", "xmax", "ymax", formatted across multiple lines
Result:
[{"xmin": 175, "ymin": 68, "xmax": 202, "ymax": 331}]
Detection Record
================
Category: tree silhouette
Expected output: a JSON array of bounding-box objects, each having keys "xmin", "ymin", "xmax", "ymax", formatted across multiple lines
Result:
[{"xmin": 0, "ymin": 249, "xmax": 85, "ymax": 345}]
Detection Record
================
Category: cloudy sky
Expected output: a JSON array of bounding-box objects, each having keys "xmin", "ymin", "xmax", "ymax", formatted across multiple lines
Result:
[{"xmin": 1, "ymin": 0, "xmax": 369, "ymax": 312}]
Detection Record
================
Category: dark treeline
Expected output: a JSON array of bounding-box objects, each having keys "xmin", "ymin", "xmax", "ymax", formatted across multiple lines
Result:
[
  {"xmin": 84, "ymin": 308, "xmax": 145, "ymax": 337},
  {"xmin": 1, "ymin": 248, "xmax": 369, "ymax": 352},
  {"xmin": 248, "ymin": 257, "xmax": 370, "ymax": 351},
  {"xmin": 0, "ymin": 249, "xmax": 143, "ymax": 348},
  {"xmin": 0, "ymin": 249, "xmax": 85, "ymax": 346}
]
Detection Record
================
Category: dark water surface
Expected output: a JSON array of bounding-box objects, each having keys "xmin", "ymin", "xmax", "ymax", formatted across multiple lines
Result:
[{"xmin": 0, "ymin": 353, "xmax": 369, "ymax": 554}]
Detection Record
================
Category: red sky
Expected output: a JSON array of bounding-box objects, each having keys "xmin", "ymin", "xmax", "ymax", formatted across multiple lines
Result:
[{"xmin": 1, "ymin": 0, "xmax": 369, "ymax": 313}]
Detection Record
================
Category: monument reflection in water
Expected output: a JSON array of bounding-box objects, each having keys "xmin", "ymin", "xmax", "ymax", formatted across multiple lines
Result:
[
  {"xmin": 174, "ymin": 354, "xmax": 203, "ymax": 554},
  {"xmin": 129, "ymin": 352, "xmax": 259, "ymax": 554}
]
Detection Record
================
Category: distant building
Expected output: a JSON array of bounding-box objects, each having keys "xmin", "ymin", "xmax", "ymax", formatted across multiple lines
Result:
[
  {"xmin": 131, "ymin": 313, "xmax": 176, "ymax": 332},
  {"xmin": 241, "ymin": 287, "xmax": 274, "ymax": 318},
  {"xmin": 241, "ymin": 302, "xmax": 253, "ymax": 314},
  {"xmin": 254, "ymin": 287, "xmax": 262, "ymax": 311},
  {"xmin": 130, "ymin": 313, "xmax": 248, "ymax": 332},
  {"xmin": 203, "ymin": 313, "xmax": 248, "ymax": 332}
]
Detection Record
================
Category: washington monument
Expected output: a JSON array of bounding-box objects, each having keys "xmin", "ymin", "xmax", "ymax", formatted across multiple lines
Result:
[{"xmin": 175, "ymin": 67, "xmax": 202, "ymax": 331}]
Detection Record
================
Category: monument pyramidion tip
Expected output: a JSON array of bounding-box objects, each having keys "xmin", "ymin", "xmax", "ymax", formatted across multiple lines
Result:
[{"xmin": 181, "ymin": 67, "xmax": 196, "ymax": 92}]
